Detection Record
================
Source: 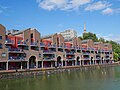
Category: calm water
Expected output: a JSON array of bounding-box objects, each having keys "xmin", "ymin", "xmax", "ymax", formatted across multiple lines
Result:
[{"xmin": 0, "ymin": 66, "xmax": 120, "ymax": 90}]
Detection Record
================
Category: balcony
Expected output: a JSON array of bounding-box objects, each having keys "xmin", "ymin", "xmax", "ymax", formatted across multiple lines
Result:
[
  {"xmin": 66, "ymin": 55, "xmax": 75, "ymax": 60},
  {"xmin": 43, "ymin": 56, "xmax": 55, "ymax": 61},
  {"xmin": 90, "ymin": 48, "xmax": 95, "ymax": 51},
  {"xmin": 81, "ymin": 48, "xmax": 88, "ymax": 50},
  {"xmin": 40, "ymin": 43, "xmax": 45, "ymax": 47},
  {"xmin": 66, "ymin": 57, "xmax": 75, "ymax": 60},
  {"xmin": 48, "ymin": 44, "xmax": 56, "ymax": 48},
  {"xmin": 58, "ymin": 45, "xmax": 63, "ymax": 48},
  {"xmin": 83, "ymin": 57, "xmax": 90, "ymax": 60},
  {"xmin": 5, "ymin": 39, "xmax": 14, "ymax": 45},
  {"xmin": 105, "ymin": 54, "xmax": 110, "ymax": 56},
  {"xmin": 104, "ymin": 57, "xmax": 110, "ymax": 60},
  {"xmin": 76, "ymin": 47, "xmax": 81, "ymax": 50},
  {"xmin": 9, "ymin": 56, "xmax": 25, "ymax": 61},
  {"xmin": 96, "ymin": 57, "xmax": 101, "ymax": 60},
  {"xmin": 18, "ymin": 41, "xmax": 27, "ymax": 47},
  {"xmin": 8, "ymin": 48, "xmax": 24, "ymax": 53},
  {"xmin": 43, "ymin": 50, "xmax": 56, "ymax": 54},
  {"xmin": 64, "ymin": 46, "xmax": 71, "ymax": 49},
  {"xmin": 30, "ymin": 42, "xmax": 38, "ymax": 47},
  {"xmin": 66, "ymin": 52, "xmax": 75, "ymax": 55},
  {"xmin": 82, "ymin": 52, "xmax": 90, "ymax": 55}
]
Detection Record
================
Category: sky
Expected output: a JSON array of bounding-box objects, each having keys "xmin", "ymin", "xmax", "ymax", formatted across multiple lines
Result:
[{"xmin": 0, "ymin": 0, "xmax": 120, "ymax": 43}]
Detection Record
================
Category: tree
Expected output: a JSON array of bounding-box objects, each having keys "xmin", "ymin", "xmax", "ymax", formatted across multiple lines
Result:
[
  {"xmin": 82, "ymin": 32, "xmax": 98, "ymax": 42},
  {"xmin": 113, "ymin": 52, "xmax": 119, "ymax": 61},
  {"xmin": 98, "ymin": 37, "xmax": 105, "ymax": 43}
]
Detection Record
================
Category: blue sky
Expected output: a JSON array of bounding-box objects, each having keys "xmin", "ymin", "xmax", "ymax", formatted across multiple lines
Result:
[{"xmin": 0, "ymin": 0, "xmax": 120, "ymax": 42}]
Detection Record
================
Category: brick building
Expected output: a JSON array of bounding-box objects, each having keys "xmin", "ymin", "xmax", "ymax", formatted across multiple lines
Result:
[{"xmin": 0, "ymin": 24, "xmax": 113, "ymax": 70}]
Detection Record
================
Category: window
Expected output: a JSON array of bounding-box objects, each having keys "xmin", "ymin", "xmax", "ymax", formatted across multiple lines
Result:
[
  {"xmin": 0, "ymin": 44, "xmax": 2, "ymax": 49},
  {"xmin": 1, "ymin": 53, "xmax": 6, "ymax": 58},
  {"xmin": 0, "ymin": 36, "xmax": 2, "ymax": 40},
  {"xmin": 39, "ymin": 54, "xmax": 41, "ymax": 57},
  {"xmin": 31, "ymin": 33, "xmax": 33, "ymax": 38}
]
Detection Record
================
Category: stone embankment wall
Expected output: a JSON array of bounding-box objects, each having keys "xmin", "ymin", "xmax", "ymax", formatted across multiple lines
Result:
[{"xmin": 0, "ymin": 63, "xmax": 119, "ymax": 79}]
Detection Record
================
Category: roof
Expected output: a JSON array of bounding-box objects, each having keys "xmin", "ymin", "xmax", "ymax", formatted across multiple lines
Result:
[
  {"xmin": 41, "ymin": 33, "xmax": 56, "ymax": 39},
  {"xmin": 94, "ymin": 42, "xmax": 101, "ymax": 44}
]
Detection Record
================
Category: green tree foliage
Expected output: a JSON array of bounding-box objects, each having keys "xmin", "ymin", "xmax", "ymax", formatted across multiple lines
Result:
[
  {"xmin": 82, "ymin": 32, "xmax": 98, "ymax": 42},
  {"xmin": 79, "ymin": 32, "xmax": 120, "ymax": 61},
  {"xmin": 108, "ymin": 40, "xmax": 120, "ymax": 61},
  {"xmin": 98, "ymin": 37, "xmax": 105, "ymax": 43},
  {"xmin": 113, "ymin": 52, "xmax": 119, "ymax": 62}
]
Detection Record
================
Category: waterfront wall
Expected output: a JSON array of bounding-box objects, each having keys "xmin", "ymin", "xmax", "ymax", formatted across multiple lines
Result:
[{"xmin": 0, "ymin": 63, "xmax": 119, "ymax": 79}]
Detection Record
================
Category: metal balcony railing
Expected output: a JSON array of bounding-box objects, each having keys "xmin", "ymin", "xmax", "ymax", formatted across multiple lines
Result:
[
  {"xmin": 82, "ymin": 52, "xmax": 90, "ymax": 55},
  {"xmin": 5, "ymin": 39, "xmax": 14, "ymax": 44},
  {"xmin": 83, "ymin": 57, "xmax": 90, "ymax": 60},
  {"xmin": 58, "ymin": 45, "xmax": 63, "ymax": 48},
  {"xmin": 66, "ymin": 52, "xmax": 75, "ymax": 54},
  {"xmin": 48, "ymin": 44, "xmax": 56, "ymax": 47},
  {"xmin": 40, "ymin": 43, "xmax": 45, "ymax": 46},
  {"xmin": 66, "ymin": 58, "xmax": 75, "ymax": 60},
  {"xmin": 96, "ymin": 57, "xmax": 101, "ymax": 60},
  {"xmin": 43, "ymin": 57, "xmax": 55, "ymax": 60},
  {"xmin": 43, "ymin": 50, "xmax": 56, "ymax": 54},
  {"xmin": 8, "ymin": 48, "xmax": 24, "ymax": 53},
  {"xmin": 18, "ymin": 41, "xmax": 27, "ymax": 45},
  {"xmin": 9, "ymin": 56, "xmax": 25, "ymax": 60},
  {"xmin": 30, "ymin": 42, "xmax": 38, "ymax": 47},
  {"xmin": 105, "ymin": 54, "xmax": 110, "ymax": 56},
  {"xmin": 104, "ymin": 57, "xmax": 110, "ymax": 60}
]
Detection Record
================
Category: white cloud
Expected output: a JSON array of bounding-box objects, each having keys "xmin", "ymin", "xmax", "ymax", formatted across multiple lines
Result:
[
  {"xmin": 102, "ymin": 8, "xmax": 120, "ymax": 15},
  {"xmin": 102, "ymin": 8, "xmax": 113, "ymax": 15},
  {"xmin": 0, "ymin": 5, "xmax": 8, "ymax": 14},
  {"xmin": 97, "ymin": 33, "xmax": 120, "ymax": 43},
  {"xmin": 36, "ymin": 0, "xmax": 92, "ymax": 11},
  {"xmin": 37, "ymin": 0, "xmax": 66, "ymax": 11},
  {"xmin": 85, "ymin": 1, "xmax": 111, "ymax": 11},
  {"xmin": 36, "ymin": 0, "xmax": 120, "ymax": 15}
]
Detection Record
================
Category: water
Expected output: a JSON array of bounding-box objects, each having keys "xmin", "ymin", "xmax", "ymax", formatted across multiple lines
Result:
[{"xmin": 0, "ymin": 66, "xmax": 120, "ymax": 90}]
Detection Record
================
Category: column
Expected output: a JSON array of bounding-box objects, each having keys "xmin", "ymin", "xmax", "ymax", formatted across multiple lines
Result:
[
  {"xmin": 94, "ymin": 60, "xmax": 96, "ymax": 64},
  {"xmin": 100, "ymin": 60, "xmax": 102, "ymax": 64},
  {"xmin": 89, "ymin": 60, "xmax": 91, "ymax": 65},
  {"xmin": 55, "ymin": 61, "xmax": 57, "ymax": 67},
  {"xmin": 21, "ymin": 61, "xmax": 23, "ymax": 70},
  {"xmin": 51, "ymin": 61, "xmax": 53, "ymax": 67},
  {"xmin": 80, "ymin": 60, "xmax": 81, "ymax": 66},
  {"xmin": 42, "ymin": 61, "xmax": 43, "ymax": 68},
  {"xmin": 82, "ymin": 60, "xmax": 84, "ymax": 66},
  {"xmin": 75, "ymin": 60, "xmax": 77, "ymax": 66},
  {"xmin": 27, "ymin": 61, "xmax": 29, "ymax": 69},
  {"xmin": 36, "ymin": 61, "xmax": 38, "ymax": 68},
  {"xmin": 6, "ymin": 62, "xmax": 8, "ymax": 70},
  {"xmin": 65, "ymin": 61, "xmax": 67, "ymax": 67},
  {"xmin": 61, "ymin": 61, "xmax": 63, "ymax": 67}
]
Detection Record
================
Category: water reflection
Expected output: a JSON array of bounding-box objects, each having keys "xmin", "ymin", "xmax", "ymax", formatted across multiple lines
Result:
[{"xmin": 0, "ymin": 66, "xmax": 120, "ymax": 90}]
